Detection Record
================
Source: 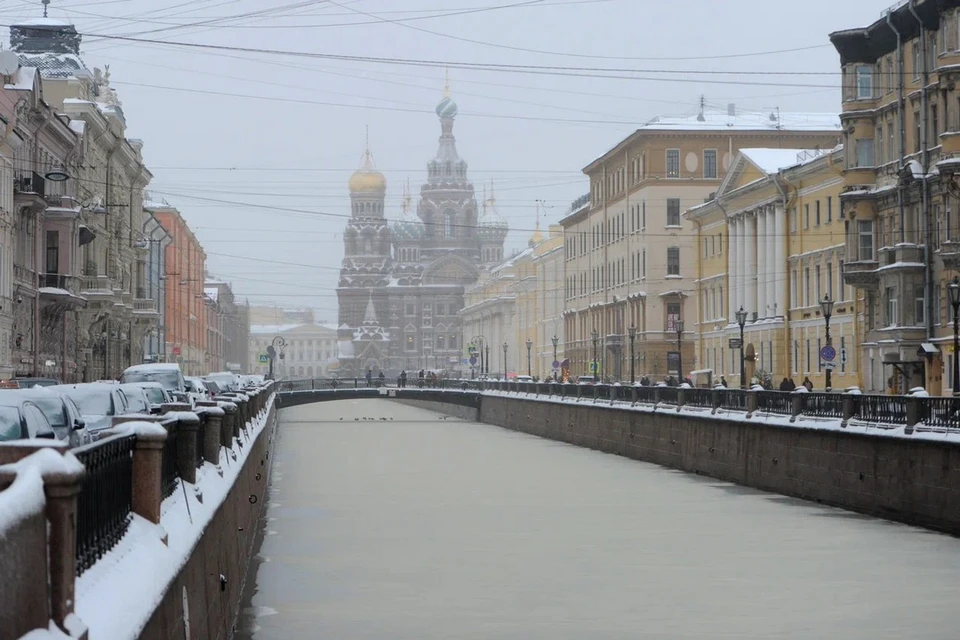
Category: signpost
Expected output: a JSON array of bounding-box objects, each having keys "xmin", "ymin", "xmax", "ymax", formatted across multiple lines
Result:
[{"xmin": 728, "ymin": 338, "xmax": 742, "ymax": 349}]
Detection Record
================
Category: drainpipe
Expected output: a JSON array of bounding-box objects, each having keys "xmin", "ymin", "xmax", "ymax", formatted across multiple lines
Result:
[
  {"xmin": 908, "ymin": 0, "xmax": 935, "ymax": 341},
  {"xmin": 773, "ymin": 173, "xmax": 794, "ymax": 378},
  {"xmin": 888, "ymin": 10, "xmax": 907, "ymax": 243}
]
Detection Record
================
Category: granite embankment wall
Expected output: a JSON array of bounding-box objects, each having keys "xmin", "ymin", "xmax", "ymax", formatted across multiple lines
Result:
[
  {"xmin": 396, "ymin": 395, "xmax": 960, "ymax": 535},
  {"xmin": 138, "ymin": 402, "xmax": 278, "ymax": 639}
]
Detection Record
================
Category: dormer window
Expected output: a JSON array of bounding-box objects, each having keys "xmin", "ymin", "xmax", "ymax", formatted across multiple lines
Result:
[{"xmin": 856, "ymin": 66, "xmax": 873, "ymax": 99}]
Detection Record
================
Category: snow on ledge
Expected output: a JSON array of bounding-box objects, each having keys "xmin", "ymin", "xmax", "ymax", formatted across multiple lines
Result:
[
  {"xmin": 74, "ymin": 393, "xmax": 277, "ymax": 640},
  {"xmin": 0, "ymin": 461, "xmax": 44, "ymax": 539}
]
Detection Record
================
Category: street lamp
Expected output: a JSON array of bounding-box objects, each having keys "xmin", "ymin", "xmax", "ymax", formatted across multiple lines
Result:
[
  {"xmin": 820, "ymin": 294, "xmax": 834, "ymax": 392},
  {"xmin": 503, "ymin": 342, "xmax": 508, "ymax": 378},
  {"xmin": 676, "ymin": 320, "xmax": 685, "ymax": 382},
  {"xmin": 735, "ymin": 306, "xmax": 748, "ymax": 389},
  {"xmin": 628, "ymin": 325, "xmax": 637, "ymax": 384},
  {"xmin": 525, "ymin": 337, "xmax": 533, "ymax": 377},
  {"xmin": 950, "ymin": 278, "xmax": 960, "ymax": 396},
  {"xmin": 551, "ymin": 334, "xmax": 559, "ymax": 380},
  {"xmin": 591, "ymin": 328, "xmax": 599, "ymax": 379},
  {"xmin": 268, "ymin": 335, "xmax": 286, "ymax": 380}
]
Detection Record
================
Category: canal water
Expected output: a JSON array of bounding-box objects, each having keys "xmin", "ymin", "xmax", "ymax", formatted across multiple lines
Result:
[{"xmin": 236, "ymin": 400, "xmax": 960, "ymax": 639}]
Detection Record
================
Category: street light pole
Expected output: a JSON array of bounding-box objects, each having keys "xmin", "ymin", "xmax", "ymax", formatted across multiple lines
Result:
[
  {"xmin": 736, "ymin": 306, "xmax": 748, "ymax": 390},
  {"xmin": 628, "ymin": 325, "xmax": 637, "ymax": 384},
  {"xmin": 591, "ymin": 328, "xmax": 599, "ymax": 379},
  {"xmin": 551, "ymin": 334, "xmax": 559, "ymax": 380},
  {"xmin": 820, "ymin": 294, "xmax": 834, "ymax": 392},
  {"xmin": 951, "ymin": 278, "xmax": 960, "ymax": 396},
  {"xmin": 676, "ymin": 320, "xmax": 684, "ymax": 382},
  {"xmin": 503, "ymin": 342, "xmax": 508, "ymax": 378},
  {"xmin": 525, "ymin": 337, "xmax": 532, "ymax": 377}
]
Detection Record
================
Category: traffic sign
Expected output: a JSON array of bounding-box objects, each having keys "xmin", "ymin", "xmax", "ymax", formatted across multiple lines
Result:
[
  {"xmin": 840, "ymin": 348, "xmax": 847, "ymax": 364},
  {"xmin": 822, "ymin": 361, "xmax": 837, "ymax": 370},
  {"xmin": 589, "ymin": 361, "xmax": 598, "ymax": 374},
  {"xmin": 469, "ymin": 356, "xmax": 477, "ymax": 365},
  {"xmin": 552, "ymin": 360, "xmax": 560, "ymax": 369},
  {"xmin": 820, "ymin": 345, "xmax": 836, "ymax": 362},
  {"xmin": 258, "ymin": 354, "xmax": 268, "ymax": 364},
  {"xmin": 728, "ymin": 338, "xmax": 742, "ymax": 349}
]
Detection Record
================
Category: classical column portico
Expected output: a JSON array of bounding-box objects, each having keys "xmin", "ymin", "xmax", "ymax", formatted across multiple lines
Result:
[
  {"xmin": 757, "ymin": 209, "xmax": 767, "ymax": 320},
  {"xmin": 774, "ymin": 204, "xmax": 786, "ymax": 318},
  {"xmin": 744, "ymin": 212, "xmax": 757, "ymax": 316},
  {"xmin": 766, "ymin": 207, "xmax": 777, "ymax": 318},
  {"xmin": 728, "ymin": 216, "xmax": 739, "ymax": 317}
]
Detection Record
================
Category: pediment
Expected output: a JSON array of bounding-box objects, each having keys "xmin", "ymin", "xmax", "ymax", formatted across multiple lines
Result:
[{"xmin": 422, "ymin": 253, "xmax": 478, "ymax": 286}]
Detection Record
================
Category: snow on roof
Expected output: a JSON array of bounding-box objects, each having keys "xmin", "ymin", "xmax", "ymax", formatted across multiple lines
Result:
[
  {"xmin": 68, "ymin": 119, "xmax": 85, "ymax": 135},
  {"xmin": 204, "ymin": 287, "xmax": 219, "ymax": 302},
  {"xmin": 740, "ymin": 149, "xmax": 817, "ymax": 174},
  {"xmin": 18, "ymin": 52, "xmax": 85, "ymax": 79},
  {"xmin": 249, "ymin": 323, "xmax": 302, "ymax": 335},
  {"xmin": 122, "ymin": 363, "xmax": 181, "ymax": 373},
  {"xmin": 639, "ymin": 109, "xmax": 841, "ymax": 132},
  {"xmin": 3, "ymin": 65, "xmax": 36, "ymax": 91},
  {"xmin": 142, "ymin": 200, "xmax": 174, "ymax": 211},
  {"xmin": 14, "ymin": 16, "xmax": 75, "ymax": 27}
]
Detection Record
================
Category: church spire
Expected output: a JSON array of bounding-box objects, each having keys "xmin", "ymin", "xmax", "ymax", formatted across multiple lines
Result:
[{"xmin": 363, "ymin": 291, "xmax": 378, "ymax": 325}]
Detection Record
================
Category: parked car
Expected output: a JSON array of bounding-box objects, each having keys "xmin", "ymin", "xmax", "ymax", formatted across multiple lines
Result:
[
  {"xmin": 201, "ymin": 379, "xmax": 222, "ymax": 396},
  {"xmin": 577, "ymin": 376, "xmax": 597, "ymax": 386},
  {"xmin": 184, "ymin": 377, "xmax": 209, "ymax": 405},
  {"xmin": 514, "ymin": 375, "xmax": 534, "ymax": 383},
  {"xmin": 206, "ymin": 371, "xmax": 240, "ymax": 392},
  {"xmin": 48, "ymin": 383, "xmax": 130, "ymax": 434},
  {"xmin": 21, "ymin": 389, "xmax": 90, "ymax": 447},
  {"xmin": 128, "ymin": 382, "xmax": 170, "ymax": 414},
  {"xmin": 120, "ymin": 363, "xmax": 186, "ymax": 397},
  {"xmin": 117, "ymin": 384, "xmax": 154, "ymax": 415},
  {"xmin": 11, "ymin": 377, "xmax": 61, "ymax": 389},
  {"xmin": 0, "ymin": 399, "xmax": 57, "ymax": 441}
]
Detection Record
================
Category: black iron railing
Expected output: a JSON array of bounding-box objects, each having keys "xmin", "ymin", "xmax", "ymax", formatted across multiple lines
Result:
[
  {"xmin": 657, "ymin": 386, "xmax": 679, "ymax": 405},
  {"xmin": 920, "ymin": 397, "xmax": 960, "ymax": 430},
  {"xmin": 756, "ymin": 391, "xmax": 792, "ymax": 416},
  {"xmin": 161, "ymin": 423, "xmax": 179, "ymax": 499},
  {"xmin": 719, "ymin": 388, "xmax": 748, "ymax": 411},
  {"xmin": 73, "ymin": 433, "xmax": 135, "ymax": 576},
  {"xmin": 801, "ymin": 393, "xmax": 844, "ymax": 419},
  {"xmin": 684, "ymin": 388, "xmax": 714, "ymax": 408},
  {"xmin": 855, "ymin": 395, "xmax": 907, "ymax": 425}
]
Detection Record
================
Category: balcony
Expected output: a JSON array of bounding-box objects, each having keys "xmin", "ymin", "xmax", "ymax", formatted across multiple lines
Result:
[
  {"xmin": 842, "ymin": 260, "xmax": 879, "ymax": 290},
  {"xmin": 13, "ymin": 171, "xmax": 45, "ymax": 212},
  {"xmin": 38, "ymin": 273, "xmax": 85, "ymax": 310},
  {"xmin": 38, "ymin": 273, "xmax": 75, "ymax": 291},
  {"xmin": 133, "ymin": 297, "xmax": 159, "ymax": 321},
  {"xmin": 80, "ymin": 276, "xmax": 118, "ymax": 311},
  {"xmin": 939, "ymin": 240, "xmax": 960, "ymax": 270}
]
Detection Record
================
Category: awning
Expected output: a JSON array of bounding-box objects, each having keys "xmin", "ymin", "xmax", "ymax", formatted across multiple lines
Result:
[{"xmin": 78, "ymin": 225, "xmax": 96, "ymax": 246}]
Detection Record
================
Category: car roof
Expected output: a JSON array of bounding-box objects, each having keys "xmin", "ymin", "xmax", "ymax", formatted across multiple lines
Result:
[
  {"xmin": 123, "ymin": 363, "xmax": 181, "ymax": 373},
  {"xmin": 125, "ymin": 381, "xmax": 164, "ymax": 389}
]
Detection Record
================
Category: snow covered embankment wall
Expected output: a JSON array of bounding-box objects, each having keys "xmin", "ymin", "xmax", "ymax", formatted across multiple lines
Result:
[{"xmin": 475, "ymin": 395, "xmax": 960, "ymax": 535}]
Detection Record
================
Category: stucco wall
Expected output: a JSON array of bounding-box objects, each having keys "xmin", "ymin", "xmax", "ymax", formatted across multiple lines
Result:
[
  {"xmin": 401, "ymin": 395, "xmax": 960, "ymax": 535},
  {"xmin": 137, "ymin": 403, "xmax": 278, "ymax": 640}
]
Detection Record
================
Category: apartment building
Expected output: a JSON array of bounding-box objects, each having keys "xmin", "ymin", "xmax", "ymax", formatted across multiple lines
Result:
[
  {"xmin": 561, "ymin": 107, "xmax": 841, "ymax": 381},
  {"xmin": 831, "ymin": 0, "xmax": 960, "ymax": 393},
  {"xmin": 686, "ymin": 147, "xmax": 858, "ymax": 390}
]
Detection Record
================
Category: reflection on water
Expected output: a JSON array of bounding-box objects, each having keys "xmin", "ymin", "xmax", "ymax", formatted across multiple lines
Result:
[{"xmin": 237, "ymin": 400, "xmax": 960, "ymax": 639}]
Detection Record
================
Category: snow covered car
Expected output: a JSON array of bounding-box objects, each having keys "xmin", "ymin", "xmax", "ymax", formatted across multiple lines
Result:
[
  {"xmin": 21, "ymin": 389, "xmax": 90, "ymax": 447},
  {"xmin": 0, "ymin": 399, "xmax": 57, "ymax": 442},
  {"xmin": 47, "ymin": 383, "xmax": 130, "ymax": 435},
  {"xmin": 120, "ymin": 363, "xmax": 186, "ymax": 398},
  {"xmin": 127, "ymin": 382, "xmax": 170, "ymax": 414}
]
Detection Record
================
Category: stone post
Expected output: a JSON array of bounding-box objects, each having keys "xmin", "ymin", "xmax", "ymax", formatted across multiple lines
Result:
[
  {"xmin": 841, "ymin": 395, "xmax": 856, "ymax": 428},
  {"xmin": 790, "ymin": 393, "xmax": 804, "ymax": 423},
  {"xmin": 195, "ymin": 404, "xmax": 225, "ymax": 465},
  {"xmin": 220, "ymin": 403, "xmax": 237, "ymax": 447},
  {"xmin": 131, "ymin": 424, "xmax": 167, "ymax": 525},
  {"xmin": 905, "ymin": 396, "xmax": 920, "ymax": 434},
  {"xmin": 42, "ymin": 458, "xmax": 85, "ymax": 632},
  {"xmin": 173, "ymin": 412, "xmax": 201, "ymax": 485},
  {"xmin": 711, "ymin": 388, "xmax": 722, "ymax": 415},
  {"xmin": 746, "ymin": 390, "xmax": 759, "ymax": 418},
  {"xmin": 676, "ymin": 388, "xmax": 686, "ymax": 411},
  {"xmin": 631, "ymin": 385, "xmax": 638, "ymax": 404},
  {"xmin": 161, "ymin": 402, "xmax": 191, "ymax": 415}
]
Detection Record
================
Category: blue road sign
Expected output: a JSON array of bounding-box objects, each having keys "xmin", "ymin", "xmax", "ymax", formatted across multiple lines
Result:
[{"xmin": 820, "ymin": 345, "xmax": 836, "ymax": 362}]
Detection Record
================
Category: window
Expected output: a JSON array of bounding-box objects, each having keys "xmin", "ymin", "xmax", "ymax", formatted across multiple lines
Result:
[
  {"xmin": 915, "ymin": 285, "xmax": 925, "ymax": 326},
  {"xmin": 826, "ymin": 262, "xmax": 833, "ymax": 299},
  {"xmin": 718, "ymin": 233, "xmax": 723, "ymax": 253},
  {"xmin": 914, "ymin": 43, "xmax": 921, "ymax": 79},
  {"xmin": 838, "ymin": 259, "xmax": 845, "ymax": 300},
  {"xmin": 826, "ymin": 196, "xmax": 833, "ymax": 224},
  {"xmin": 667, "ymin": 198, "xmax": 681, "ymax": 226},
  {"xmin": 815, "ymin": 265, "xmax": 821, "ymax": 301},
  {"xmin": 877, "ymin": 125, "xmax": 884, "ymax": 164},
  {"xmin": 791, "ymin": 269, "xmax": 798, "ymax": 307},
  {"xmin": 666, "ymin": 149, "xmax": 680, "ymax": 178},
  {"xmin": 804, "ymin": 267, "xmax": 811, "ymax": 306},
  {"xmin": 886, "ymin": 286, "xmax": 898, "ymax": 326},
  {"xmin": 405, "ymin": 303, "xmax": 415, "ymax": 316},
  {"xmin": 914, "ymin": 110, "xmax": 922, "ymax": 153},
  {"xmin": 45, "ymin": 230, "xmax": 59, "ymax": 275},
  {"xmin": 856, "ymin": 138, "xmax": 874, "ymax": 167},
  {"xmin": 804, "ymin": 204, "xmax": 809, "ymax": 229},
  {"xmin": 703, "ymin": 150, "xmax": 717, "ymax": 179},
  {"xmin": 932, "ymin": 104, "xmax": 939, "ymax": 143},
  {"xmin": 815, "ymin": 201, "xmax": 821, "ymax": 226},
  {"xmin": 888, "ymin": 118, "xmax": 896, "ymax": 162},
  {"xmin": 642, "ymin": 249, "xmax": 647, "ymax": 277},
  {"xmin": 855, "ymin": 65, "xmax": 873, "ymax": 99},
  {"xmin": 667, "ymin": 247, "xmax": 680, "ymax": 276},
  {"xmin": 642, "ymin": 201, "xmax": 646, "ymax": 228},
  {"xmin": 857, "ymin": 220, "xmax": 875, "ymax": 261},
  {"xmin": 666, "ymin": 302, "xmax": 681, "ymax": 330}
]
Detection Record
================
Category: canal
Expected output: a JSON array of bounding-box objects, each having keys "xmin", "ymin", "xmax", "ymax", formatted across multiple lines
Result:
[{"xmin": 237, "ymin": 400, "xmax": 960, "ymax": 639}]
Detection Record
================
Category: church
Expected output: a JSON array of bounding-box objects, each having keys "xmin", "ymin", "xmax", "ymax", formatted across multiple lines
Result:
[{"xmin": 335, "ymin": 87, "xmax": 508, "ymax": 377}]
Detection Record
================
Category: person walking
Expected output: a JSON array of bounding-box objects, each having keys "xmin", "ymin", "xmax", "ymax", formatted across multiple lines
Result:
[
  {"xmin": 365, "ymin": 368, "xmax": 373, "ymax": 387},
  {"xmin": 400, "ymin": 370, "xmax": 407, "ymax": 388},
  {"xmin": 802, "ymin": 376, "xmax": 813, "ymax": 391}
]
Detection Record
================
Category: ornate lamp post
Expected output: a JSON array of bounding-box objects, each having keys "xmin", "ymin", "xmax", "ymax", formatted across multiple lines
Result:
[
  {"xmin": 591, "ymin": 328, "xmax": 599, "ymax": 378},
  {"xmin": 950, "ymin": 278, "xmax": 960, "ymax": 396},
  {"xmin": 820, "ymin": 294, "xmax": 834, "ymax": 392},
  {"xmin": 551, "ymin": 335, "xmax": 559, "ymax": 380},
  {"xmin": 676, "ymin": 319, "xmax": 685, "ymax": 382},
  {"xmin": 735, "ymin": 306, "xmax": 748, "ymax": 390},
  {"xmin": 267, "ymin": 335, "xmax": 286, "ymax": 380},
  {"xmin": 628, "ymin": 325, "xmax": 637, "ymax": 383},
  {"xmin": 525, "ymin": 337, "xmax": 533, "ymax": 377},
  {"xmin": 502, "ymin": 341, "xmax": 508, "ymax": 379}
]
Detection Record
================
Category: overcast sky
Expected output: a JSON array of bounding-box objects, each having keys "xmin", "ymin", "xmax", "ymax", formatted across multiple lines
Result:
[{"xmin": 3, "ymin": 0, "xmax": 890, "ymax": 320}]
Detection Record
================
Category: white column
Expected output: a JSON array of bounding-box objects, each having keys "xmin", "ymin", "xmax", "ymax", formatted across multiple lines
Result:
[
  {"xmin": 756, "ymin": 209, "xmax": 767, "ymax": 320},
  {"xmin": 774, "ymin": 204, "xmax": 786, "ymax": 318},
  {"xmin": 728, "ymin": 216, "xmax": 738, "ymax": 317},
  {"xmin": 745, "ymin": 212, "xmax": 757, "ymax": 317},
  {"xmin": 737, "ymin": 215, "xmax": 747, "ymax": 312},
  {"xmin": 766, "ymin": 207, "xmax": 777, "ymax": 318}
]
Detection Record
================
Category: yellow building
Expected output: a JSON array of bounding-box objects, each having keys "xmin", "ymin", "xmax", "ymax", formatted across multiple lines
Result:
[
  {"xmin": 686, "ymin": 147, "xmax": 858, "ymax": 390},
  {"xmin": 562, "ymin": 107, "xmax": 841, "ymax": 382},
  {"xmin": 831, "ymin": 0, "xmax": 960, "ymax": 394}
]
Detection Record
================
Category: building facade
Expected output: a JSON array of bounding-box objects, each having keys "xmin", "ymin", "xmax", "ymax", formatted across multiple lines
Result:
[
  {"xmin": 205, "ymin": 280, "xmax": 247, "ymax": 373},
  {"xmin": 248, "ymin": 323, "xmax": 338, "ymax": 378},
  {"xmin": 141, "ymin": 210, "xmax": 172, "ymax": 364},
  {"xmin": 335, "ymin": 88, "xmax": 507, "ymax": 376},
  {"xmin": 831, "ymin": 0, "xmax": 960, "ymax": 394},
  {"xmin": 562, "ymin": 107, "xmax": 842, "ymax": 382},
  {"xmin": 686, "ymin": 147, "xmax": 858, "ymax": 390}
]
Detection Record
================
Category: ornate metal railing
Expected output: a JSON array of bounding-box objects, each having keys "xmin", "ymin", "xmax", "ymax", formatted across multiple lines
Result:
[
  {"xmin": 802, "ymin": 393, "xmax": 845, "ymax": 419},
  {"xmin": 73, "ymin": 433, "xmax": 136, "ymax": 576},
  {"xmin": 855, "ymin": 395, "xmax": 907, "ymax": 426},
  {"xmin": 920, "ymin": 397, "xmax": 960, "ymax": 430},
  {"xmin": 161, "ymin": 423, "xmax": 179, "ymax": 499},
  {"xmin": 718, "ymin": 388, "xmax": 748, "ymax": 412},
  {"xmin": 755, "ymin": 391, "xmax": 792, "ymax": 416}
]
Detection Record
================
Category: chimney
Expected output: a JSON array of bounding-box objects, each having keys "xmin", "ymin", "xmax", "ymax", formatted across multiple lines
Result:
[{"xmin": 727, "ymin": 103, "xmax": 736, "ymax": 117}]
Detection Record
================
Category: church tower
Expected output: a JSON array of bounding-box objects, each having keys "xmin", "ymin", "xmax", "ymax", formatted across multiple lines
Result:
[{"xmin": 336, "ymin": 135, "xmax": 392, "ymax": 375}]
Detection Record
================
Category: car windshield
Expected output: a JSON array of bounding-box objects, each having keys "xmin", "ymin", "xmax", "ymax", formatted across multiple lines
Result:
[
  {"xmin": 0, "ymin": 406, "xmax": 21, "ymax": 440},
  {"xmin": 143, "ymin": 387, "xmax": 165, "ymax": 403},
  {"xmin": 121, "ymin": 370, "xmax": 180, "ymax": 391},
  {"xmin": 30, "ymin": 396, "xmax": 66, "ymax": 429},
  {"xmin": 68, "ymin": 389, "xmax": 114, "ymax": 416},
  {"xmin": 124, "ymin": 392, "xmax": 148, "ymax": 412}
]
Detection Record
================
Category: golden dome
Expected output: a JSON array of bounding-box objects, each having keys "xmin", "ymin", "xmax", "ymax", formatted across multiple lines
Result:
[{"xmin": 349, "ymin": 142, "xmax": 386, "ymax": 194}]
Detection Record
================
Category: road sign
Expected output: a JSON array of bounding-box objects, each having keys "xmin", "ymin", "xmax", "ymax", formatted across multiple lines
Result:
[
  {"xmin": 822, "ymin": 361, "xmax": 837, "ymax": 370},
  {"xmin": 728, "ymin": 338, "xmax": 742, "ymax": 349},
  {"xmin": 820, "ymin": 345, "xmax": 836, "ymax": 362},
  {"xmin": 589, "ymin": 361, "xmax": 598, "ymax": 374},
  {"xmin": 258, "ymin": 354, "xmax": 268, "ymax": 364},
  {"xmin": 840, "ymin": 348, "xmax": 847, "ymax": 364},
  {"xmin": 469, "ymin": 356, "xmax": 477, "ymax": 365},
  {"xmin": 552, "ymin": 360, "xmax": 560, "ymax": 369}
]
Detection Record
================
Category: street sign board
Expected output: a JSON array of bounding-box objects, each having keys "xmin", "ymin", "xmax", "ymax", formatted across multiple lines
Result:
[
  {"xmin": 820, "ymin": 345, "xmax": 836, "ymax": 362},
  {"xmin": 728, "ymin": 338, "xmax": 742, "ymax": 349},
  {"xmin": 840, "ymin": 348, "xmax": 847, "ymax": 364},
  {"xmin": 589, "ymin": 361, "xmax": 598, "ymax": 374},
  {"xmin": 258, "ymin": 354, "xmax": 268, "ymax": 364},
  {"xmin": 469, "ymin": 356, "xmax": 477, "ymax": 365},
  {"xmin": 822, "ymin": 361, "xmax": 837, "ymax": 370},
  {"xmin": 552, "ymin": 360, "xmax": 560, "ymax": 369}
]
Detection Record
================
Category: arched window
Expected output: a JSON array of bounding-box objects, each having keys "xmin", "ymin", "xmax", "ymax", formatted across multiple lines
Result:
[{"xmin": 444, "ymin": 210, "xmax": 456, "ymax": 238}]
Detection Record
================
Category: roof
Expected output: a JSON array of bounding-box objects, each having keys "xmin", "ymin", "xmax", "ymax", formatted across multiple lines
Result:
[
  {"xmin": 13, "ymin": 17, "xmax": 75, "ymax": 27},
  {"xmin": 639, "ymin": 110, "xmax": 841, "ymax": 133},
  {"xmin": 204, "ymin": 287, "xmax": 219, "ymax": 302},
  {"xmin": 249, "ymin": 323, "xmax": 337, "ymax": 336},
  {"xmin": 18, "ymin": 52, "xmax": 84, "ymax": 79},
  {"xmin": 740, "ymin": 149, "xmax": 816, "ymax": 174}
]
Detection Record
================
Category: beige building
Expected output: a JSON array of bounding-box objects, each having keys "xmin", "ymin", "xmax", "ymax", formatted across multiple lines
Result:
[
  {"xmin": 248, "ymin": 323, "xmax": 337, "ymax": 379},
  {"xmin": 831, "ymin": 0, "xmax": 960, "ymax": 394},
  {"xmin": 686, "ymin": 147, "xmax": 858, "ymax": 390},
  {"xmin": 561, "ymin": 107, "xmax": 841, "ymax": 381}
]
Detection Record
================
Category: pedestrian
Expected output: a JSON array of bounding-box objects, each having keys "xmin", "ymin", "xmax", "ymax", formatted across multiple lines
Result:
[
  {"xmin": 779, "ymin": 377, "xmax": 791, "ymax": 391},
  {"xmin": 719, "ymin": 376, "xmax": 727, "ymax": 388},
  {"xmin": 378, "ymin": 371, "xmax": 385, "ymax": 387},
  {"xmin": 802, "ymin": 376, "xmax": 813, "ymax": 391},
  {"xmin": 400, "ymin": 370, "xmax": 407, "ymax": 388},
  {"xmin": 365, "ymin": 368, "xmax": 372, "ymax": 387},
  {"xmin": 788, "ymin": 378, "xmax": 797, "ymax": 391}
]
